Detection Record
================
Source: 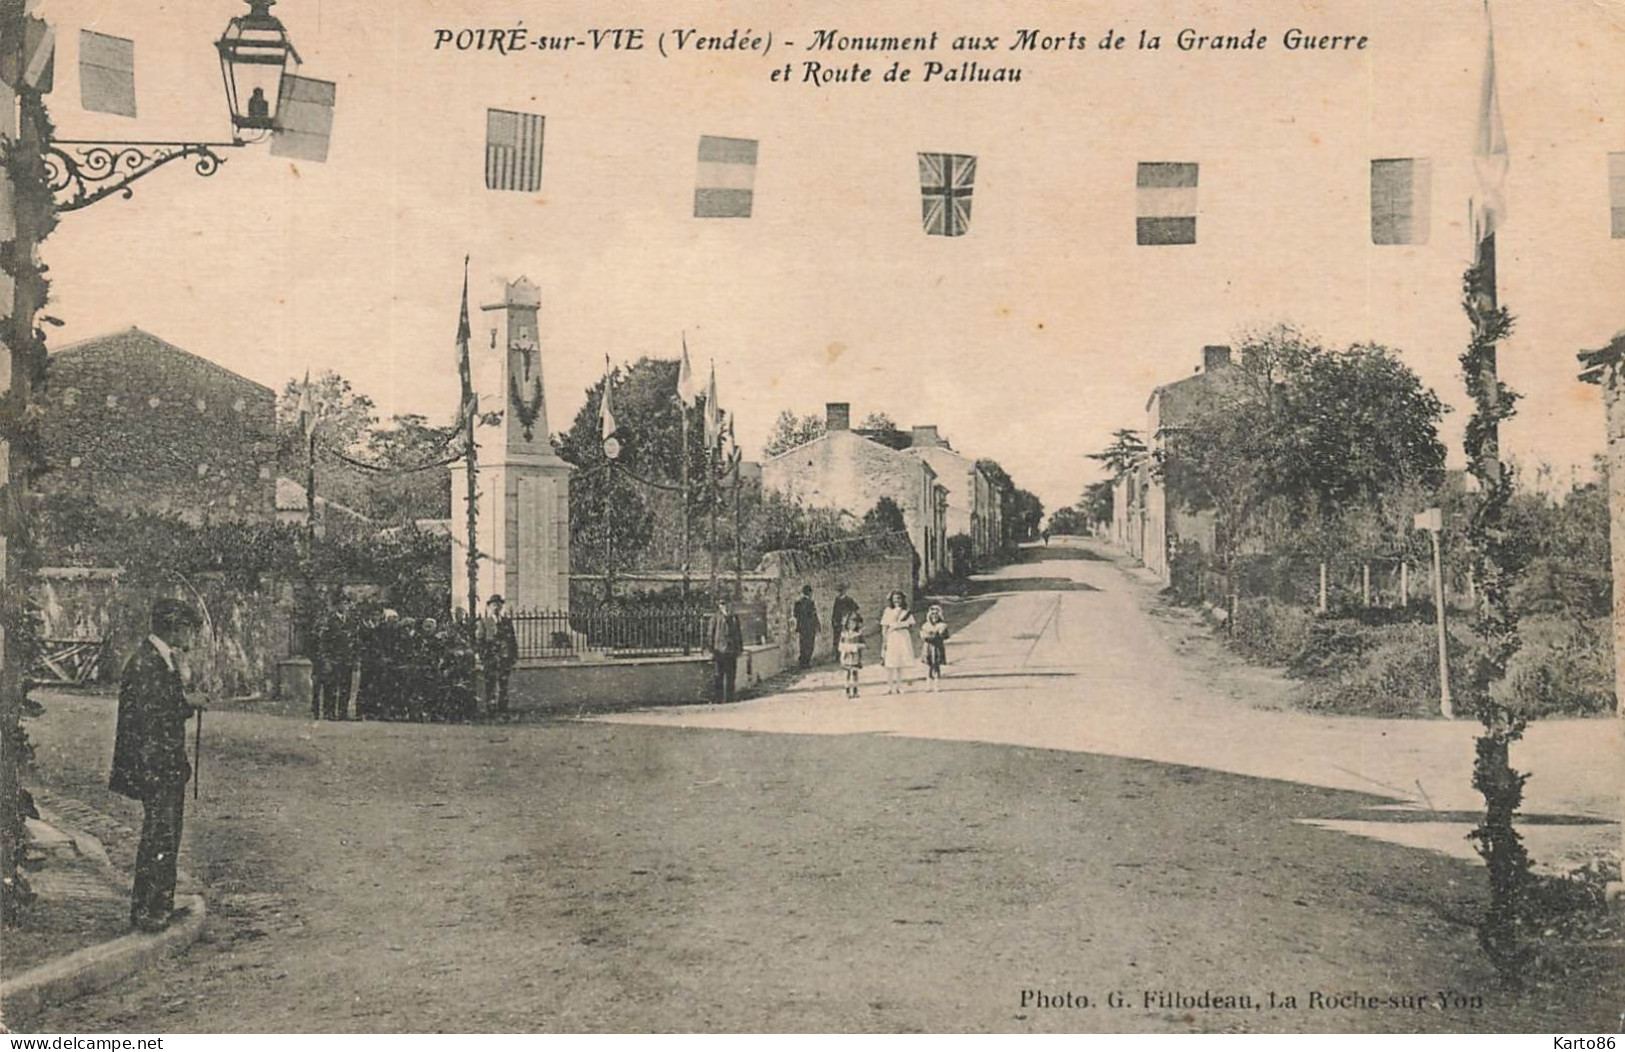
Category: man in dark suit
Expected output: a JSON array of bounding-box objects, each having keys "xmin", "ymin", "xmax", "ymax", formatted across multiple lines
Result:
[
  {"xmin": 315, "ymin": 588, "xmax": 354, "ymax": 720},
  {"xmin": 109, "ymin": 598, "xmax": 205, "ymax": 932},
  {"xmin": 792, "ymin": 585, "xmax": 819, "ymax": 668},
  {"xmin": 709, "ymin": 597, "xmax": 744, "ymax": 703},
  {"xmin": 476, "ymin": 595, "xmax": 520, "ymax": 718},
  {"xmin": 830, "ymin": 584, "xmax": 859, "ymax": 658}
]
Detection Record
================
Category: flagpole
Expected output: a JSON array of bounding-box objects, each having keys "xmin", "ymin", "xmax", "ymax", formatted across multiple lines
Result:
[
  {"xmin": 459, "ymin": 256, "xmax": 480, "ymax": 635},
  {"xmin": 680, "ymin": 386, "xmax": 691, "ymax": 610},
  {"xmin": 732, "ymin": 456, "xmax": 743, "ymax": 601}
]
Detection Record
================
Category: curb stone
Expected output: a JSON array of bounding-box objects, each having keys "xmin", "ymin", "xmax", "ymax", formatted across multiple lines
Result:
[{"xmin": 1, "ymin": 807, "xmax": 208, "ymax": 1022}]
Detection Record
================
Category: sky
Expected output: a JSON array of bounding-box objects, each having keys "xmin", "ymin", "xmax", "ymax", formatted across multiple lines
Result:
[{"xmin": 32, "ymin": 0, "xmax": 1625, "ymax": 511}]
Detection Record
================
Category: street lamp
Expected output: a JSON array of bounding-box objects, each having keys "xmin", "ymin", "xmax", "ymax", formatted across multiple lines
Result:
[
  {"xmin": 44, "ymin": 0, "xmax": 304, "ymax": 213},
  {"xmin": 216, "ymin": 0, "xmax": 301, "ymax": 140}
]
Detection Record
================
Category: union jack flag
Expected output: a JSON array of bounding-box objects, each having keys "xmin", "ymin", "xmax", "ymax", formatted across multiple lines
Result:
[{"xmin": 918, "ymin": 152, "xmax": 976, "ymax": 237}]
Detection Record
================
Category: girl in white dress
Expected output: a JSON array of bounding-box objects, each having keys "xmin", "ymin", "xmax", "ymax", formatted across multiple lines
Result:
[{"xmin": 879, "ymin": 590, "xmax": 916, "ymax": 694}]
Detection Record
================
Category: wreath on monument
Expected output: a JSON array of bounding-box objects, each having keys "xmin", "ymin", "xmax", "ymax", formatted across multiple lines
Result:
[{"xmin": 507, "ymin": 335, "xmax": 546, "ymax": 440}]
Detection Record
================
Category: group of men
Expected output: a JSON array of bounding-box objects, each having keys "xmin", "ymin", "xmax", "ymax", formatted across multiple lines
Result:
[
  {"xmin": 108, "ymin": 593, "xmax": 518, "ymax": 932},
  {"xmin": 791, "ymin": 583, "xmax": 860, "ymax": 667},
  {"xmin": 308, "ymin": 592, "xmax": 520, "ymax": 723}
]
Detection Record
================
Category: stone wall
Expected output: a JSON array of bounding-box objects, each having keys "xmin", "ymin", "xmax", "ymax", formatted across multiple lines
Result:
[
  {"xmin": 761, "ymin": 429, "xmax": 937, "ymax": 583},
  {"xmin": 757, "ymin": 532, "xmax": 915, "ymax": 662},
  {"xmin": 33, "ymin": 568, "xmax": 293, "ymax": 699},
  {"xmin": 41, "ymin": 328, "xmax": 278, "ymax": 522}
]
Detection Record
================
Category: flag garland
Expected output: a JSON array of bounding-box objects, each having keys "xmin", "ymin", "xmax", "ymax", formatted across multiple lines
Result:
[
  {"xmin": 486, "ymin": 108, "xmax": 545, "ymax": 192},
  {"xmin": 1137, "ymin": 162, "xmax": 1198, "ymax": 245},
  {"xmin": 703, "ymin": 361, "xmax": 722, "ymax": 449},
  {"xmin": 695, "ymin": 135, "xmax": 758, "ymax": 217},
  {"xmin": 1370, "ymin": 158, "xmax": 1432, "ymax": 246},
  {"xmin": 1609, "ymin": 152, "xmax": 1625, "ymax": 240},
  {"xmin": 918, "ymin": 152, "xmax": 976, "ymax": 237},
  {"xmin": 79, "ymin": 29, "xmax": 135, "ymax": 117}
]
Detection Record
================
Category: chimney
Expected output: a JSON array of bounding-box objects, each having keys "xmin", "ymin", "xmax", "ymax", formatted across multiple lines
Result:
[
  {"xmin": 826, "ymin": 402, "xmax": 851, "ymax": 431},
  {"xmin": 1202, "ymin": 345, "xmax": 1232, "ymax": 372},
  {"xmin": 910, "ymin": 425, "xmax": 943, "ymax": 448}
]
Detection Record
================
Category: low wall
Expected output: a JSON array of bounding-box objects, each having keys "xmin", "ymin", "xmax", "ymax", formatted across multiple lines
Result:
[
  {"xmin": 508, "ymin": 642, "xmax": 785, "ymax": 714},
  {"xmin": 758, "ymin": 534, "xmax": 915, "ymax": 663},
  {"xmin": 33, "ymin": 568, "xmax": 293, "ymax": 698}
]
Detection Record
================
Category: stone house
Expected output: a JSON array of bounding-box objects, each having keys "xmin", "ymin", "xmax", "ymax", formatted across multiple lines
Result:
[
  {"xmin": 760, "ymin": 403, "xmax": 949, "ymax": 586},
  {"xmin": 1113, "ymin": 345, "xmax": 1233, "ymax": 581},
  {"xmin": 900, "ymin": 425, "xmax": 1003, "ymax": 560},
  {"xmin": 40, "ymin": 328, "xmax": 278, "ymax": 522}
]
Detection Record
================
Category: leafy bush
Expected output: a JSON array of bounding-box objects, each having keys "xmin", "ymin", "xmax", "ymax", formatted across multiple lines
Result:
[
  {"xmin": 1501, "ymin": 615, "xmax": 1614, "ymax": 717},
  {"xmin": 946, "ymin": 533, "xmax": 974, "ymax": 578}
]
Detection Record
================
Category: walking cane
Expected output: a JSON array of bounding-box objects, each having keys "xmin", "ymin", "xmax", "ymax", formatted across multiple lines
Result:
[{"xmin": 193, "ymin": 705, "xmax": 203, "ymax": 802}]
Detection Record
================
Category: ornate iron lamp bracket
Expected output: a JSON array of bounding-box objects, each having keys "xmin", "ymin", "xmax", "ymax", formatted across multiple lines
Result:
[{"xmin": 44, "ymin": 139, "xmax": 244, "ymax": 213}]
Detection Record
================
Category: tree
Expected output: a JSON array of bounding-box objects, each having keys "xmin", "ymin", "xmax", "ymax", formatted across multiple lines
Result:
[
  {"xmin": 863, "ymin": 496, "xmax": 907, "ymax": 535},
  {"xmin": 762, "ymin": 410, "xmax": 825, "ymax": 458},
  {"xmin": 364, "ymin": 414, "xmax": 455, "ymax": 522},
  {"xmin": 1081, "ymin": 481, "xmax": 1114, "ymax": 528},
  {"xmin": 858, "ymin": 411, "xmax": 911, "ymax": 450},
  {"xmin": 1010, "ymin": 488, "xmax": 1045, "ymax": 541},
  {"xmin": 1162, "ymin": 326, "xmax": 1447, "ymax": 569},
  {"xmin": 859, "ymin": 411, "xmax": 898, "ymax": 432},
  {"xmin": 276, "ymin": 370, "xmax": 378, "ymax": 457},
  {"xmin": 1048, "ymin": 505, "xmax": 1090, "ymax": 536},
  {"xmin": 1089, "ymin": 429, "xmax": 1148, "ymax": 477}
]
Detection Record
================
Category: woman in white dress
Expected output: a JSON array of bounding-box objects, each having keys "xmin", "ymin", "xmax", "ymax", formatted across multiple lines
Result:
[{"xmin": 879, "ymin": 590, "xmax": 917, "ymax": 694}]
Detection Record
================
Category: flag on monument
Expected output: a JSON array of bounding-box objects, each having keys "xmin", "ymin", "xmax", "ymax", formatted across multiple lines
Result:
[
  {"xmin": 918, "ymin": 152, "xmax": 976, "ymax": 237},
  {"xmin": 1370, "ymin": 158, "xmax": 1432, "ymax": 245},
  {"xmin": 1609, "ymin": 152, "xmax": 1625, "ymax": 239},
  {"xmin": 452, "ymin": 258, "xmax": 477, "ymax": 431},
  {"xmin": 296, "ymin": 371, "xmax": 315, "ymax": 437},
  {"xmin": 703, "ymin": 362, "xmax": 722, "ymax": 449},
  {"xmin": 1471, "ymin": 1, "xmax": 1509, "ymax": 249},
  {"xmin": 1136, "ymin": 162, "xmax": 1198, "ymax": 245},
  {"xmin": 485, "ymin": 109, "xmax": 545, "ymax": 192},
  {"xmin": 79, "ymin": 30, "xmax": 134, "ymax": 117},
  {"xmin": 271, "ymin": 74, "xmax": 337, "ymax": 163},
  {"xmin": 677, "ymin": 335, "xmax": 699, "ymax": 406},
  {"xmin": 694, "ymin": 135, "xmax": 758, "ymax": 218}
]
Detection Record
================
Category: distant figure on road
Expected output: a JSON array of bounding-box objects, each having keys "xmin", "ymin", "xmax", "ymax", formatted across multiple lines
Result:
[
  {"xmin": 879, "ymin": 590, "xmax": 917, "ymax": 695},
  {"xmin": 477, "ymin": 595, "xmax": 519, "ymax": 718},
  {"xmin": 830, "ymin": 584, "xmax": 859, "ymax": 658},
  {"xmin": 710, "ymin": 597, "xmax": 745, "ymax": 703},
  {"xmin": 793, "ymin": 584, "xmax": 820, "ymax": 668},
  {"xmin": 838, "ymin": 612, "xmax": 866, "ymax": 698},
  {"xmin": 1042, "ymin": 529, "xmax": 1051, "ymax": 546},
  {"xmin": 920, "ymin": 605, "xmax": 951, "ymax": 691},
  {"xmin": 109, "ymin": 598, "xmax": 205, "ymax": 933}
]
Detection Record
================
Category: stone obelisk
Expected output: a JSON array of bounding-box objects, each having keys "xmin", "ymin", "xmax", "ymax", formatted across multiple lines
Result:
[{"xmin": 451, "ymin": 276, "xmax": 572, "ymax": 613}]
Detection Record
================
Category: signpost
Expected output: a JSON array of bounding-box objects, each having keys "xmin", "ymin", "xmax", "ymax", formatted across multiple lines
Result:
[{"xmin": 1414, "ymin": 506, "xmax": 1452, "ymax": 719}]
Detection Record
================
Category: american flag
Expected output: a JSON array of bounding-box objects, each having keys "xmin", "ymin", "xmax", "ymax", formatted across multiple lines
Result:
[
  {"xmin": 485, "ymin": 109, "xmax": 544, "ymax": 193},
  {"xmin": 918, "ymin": 153, "xmax": 976, "ymax": 237}
]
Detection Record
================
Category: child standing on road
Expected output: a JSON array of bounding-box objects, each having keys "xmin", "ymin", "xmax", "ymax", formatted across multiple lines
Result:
[
  {"xmin": 838, "ymin": 612, "xmax": 866, "ymax": 698},
  {"xmin": 919, "ymin": 605, "xmax": 950, "ymax": 690}
]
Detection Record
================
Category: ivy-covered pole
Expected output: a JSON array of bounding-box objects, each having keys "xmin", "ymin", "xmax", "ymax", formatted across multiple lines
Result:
[
  {"xmin": 0, "ymin": 0, "xmax": 55, "ymax": 922},
  {"xmin": 1461, "ymin": 0, "xmax": 1531, "ymax": 978},
  {"xmin": 1576, "ymin": 331, "xmax": 1625, "ymax": 902}
]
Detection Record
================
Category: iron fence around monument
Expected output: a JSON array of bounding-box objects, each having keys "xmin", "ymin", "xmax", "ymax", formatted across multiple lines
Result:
[{"xmin": 510, "ymin": 605, "xmax": 743, "ymax": 660}]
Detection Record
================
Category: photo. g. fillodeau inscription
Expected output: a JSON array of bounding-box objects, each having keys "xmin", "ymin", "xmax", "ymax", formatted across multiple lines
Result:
[{"xmin": 0, "ymin": 0, "xmax": 1621, "ymax": 1037}]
